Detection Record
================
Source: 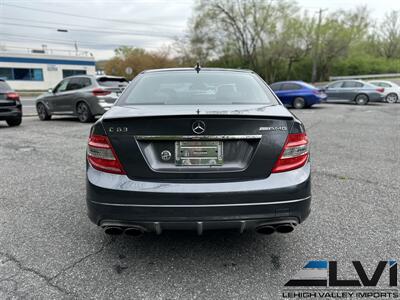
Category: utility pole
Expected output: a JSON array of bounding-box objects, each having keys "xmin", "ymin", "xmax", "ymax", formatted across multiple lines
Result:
[
  {"xmin": 74, "ymin": 41, "xmax": 79, "ymax": 56},
  {"xmin": 311, "ymin": 8, "xmax": 327, "ymax": 83}
]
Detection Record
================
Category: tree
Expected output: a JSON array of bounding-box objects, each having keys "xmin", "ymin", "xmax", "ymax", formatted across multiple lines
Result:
[
  {"xmin": 174, "ymin": 14, "xmax": 216, "ymax": 65},
  {"xmin": 103, "ymin": 46, "xmax": 176, "ymax": 79},
  {"xmin": 374, "ymin": 10, "xmax": 400, "ymax": 59},
  {"xmin": 182, "ymin": 0, "xmax": 313, "ymax": 81},
  {"xmin": 316, "ymin": 6, "xmax": 370, "ymax": 80}
]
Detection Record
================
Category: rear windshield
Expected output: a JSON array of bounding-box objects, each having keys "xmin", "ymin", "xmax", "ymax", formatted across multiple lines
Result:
[
  {"xmin": 118, "ymin": 71, "xmax": 277, "ymax": 105},
  {"xmin": 0, "ymin": 81, "xmax": 12, "ymax": 92},
  {"xmin": 97, "ymin": 77, "xmax": 128, "ymax": 87}
]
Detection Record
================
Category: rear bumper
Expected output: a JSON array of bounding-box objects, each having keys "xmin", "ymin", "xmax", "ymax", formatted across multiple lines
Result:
[
  {"xmin": 0, "ymin": 106, "xmax": 22, "ymax": 120},
  {"xmin": 308, "ymin": 94, "xmax": 327, "ymax": 105},
  {"xmin": 91, "ymin": 99, "xmax": 116, "ymax": 115},
  {"xmin": 318, "ymin": 94, "xmax": 328, "ymax": 102},
  {"xmin": 369, "ymin": 94, "xmax": 385, "ymax": 102},
  {"xmin": 86, "ymin": 162, "xmax": 312, "ymax": 232}
]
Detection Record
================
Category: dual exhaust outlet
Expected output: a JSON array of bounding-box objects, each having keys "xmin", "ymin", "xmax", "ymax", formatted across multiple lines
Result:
[
  {"xmin": 103, "ymin": 226, "xmax": 145, "ymax": 237},
  {"xmin": 255, "ymin": 223, "xmax": 296, "ymax": 235}
]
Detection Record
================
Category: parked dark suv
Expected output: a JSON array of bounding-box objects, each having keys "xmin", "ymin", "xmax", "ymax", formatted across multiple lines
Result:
[
  {"xmin": 0, "ymin": 79, "xmax": 22, "ymax": 127},
  {"xmin": 36, "ymin": 75, "xmax": 128, "ymax": 122}
]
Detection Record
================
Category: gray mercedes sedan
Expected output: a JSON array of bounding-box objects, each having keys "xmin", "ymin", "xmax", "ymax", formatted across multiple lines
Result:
[
  {"xmin": 323, "ymin": 80, "xmax": 385, "ymax": 105},
  {"xmin": 86, "ymin": 68, "xmax": 311, "ymax": 237},
  {"xmin": 36, "ymin": 75, "xmax": 128, "ymax": 122}
]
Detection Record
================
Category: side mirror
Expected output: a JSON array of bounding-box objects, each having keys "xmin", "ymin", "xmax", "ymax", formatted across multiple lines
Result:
[{"xmin": 48, "ymin": 88, "xmax": 53, "ymax": 93}]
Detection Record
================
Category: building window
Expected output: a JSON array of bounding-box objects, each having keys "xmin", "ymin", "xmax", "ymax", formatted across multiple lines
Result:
[
  {"xmin": 0, "ymin": 68, "xmax": 44, "ymax": 81},
  {"xmin": 62, "ymin": 69, "xmax": 87, "ymax": 78},
  {"xmin": 0, "ymin": 68, "xmax": 13, "ymax": 80}
]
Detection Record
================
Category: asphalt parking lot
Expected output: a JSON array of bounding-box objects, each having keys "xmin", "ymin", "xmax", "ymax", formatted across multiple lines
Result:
[{"xmin": 0, "ymin": 102, "xmax": 399, "ymax": 299}]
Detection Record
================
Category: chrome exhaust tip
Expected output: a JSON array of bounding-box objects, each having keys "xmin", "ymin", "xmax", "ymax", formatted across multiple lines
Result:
[
  {"xmin": 124, "ymin": 226, "xmax": 145, "ymax": 237},
  {"xmin": 104, "ymin": 226, "xmax": 123, "ymax": 235},
  {"xmin": 255, "ymin": 225, "xmax": 275, "ymax": 235},
  {"xmin": 275, "ymin": 223, "xmax": 295, "ymax": 234}
]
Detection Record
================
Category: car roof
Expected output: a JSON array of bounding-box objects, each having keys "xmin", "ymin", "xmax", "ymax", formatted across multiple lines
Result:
[
  {"xmin": 141, "ymin": 67, "xmax": 254, "ymax": 74},
  {"xmin": 368, "ymin": 80, "xmax": 394, "ymax": 84},
  {"xmin": 331, "ymin": 79, "xmax": 366, "ymax": 83},
  {"xmin": 271, "ymin": 81, "xmax": 305, "ymax": 85},
  {"xmin": 96, "ymin": 75, "xmax": 127, "ymax": 79},
  {"xmin": 63, "ymin": 74, "xmax": 127, "ymax": 80},
  {"xmin": 63, "ymin": 74, "xmax": 93, "ymax": 79}
]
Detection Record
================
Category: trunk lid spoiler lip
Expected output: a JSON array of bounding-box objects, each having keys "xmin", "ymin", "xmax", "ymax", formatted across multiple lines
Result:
[{"xmin": 102, "ymin": 104, "xmax": 293, "ymax": 120}]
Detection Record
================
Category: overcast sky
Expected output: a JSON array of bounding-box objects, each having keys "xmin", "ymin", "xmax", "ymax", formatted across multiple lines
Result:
[{"xmin": 0, "ymin": 0, "xmax": 399, "ymax": 60}]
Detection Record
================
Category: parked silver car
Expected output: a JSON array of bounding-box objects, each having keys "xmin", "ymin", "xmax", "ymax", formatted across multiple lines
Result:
[
  {"xmin": 36, "ymin": 75, "xmax": 128, "ymax": 122},
  {"xmin": 368, "ymin": 80, "xmax": 400, "ymax": 103},
  {"xmin": 323, "ymin": 80, "xmax": 385, "ymax": 105}
]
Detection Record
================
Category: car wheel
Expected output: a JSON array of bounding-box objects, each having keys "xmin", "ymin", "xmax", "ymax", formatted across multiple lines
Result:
[
  {"xmin": 355, "ymin": 94, "xmax": 369, "ymax": 105},
  {"xmin": 6, "ymin": 117, "xmax": 22, "ymax": 127},
  {"xmin": 76, "ymin": 102, "xmax": 94, "ymax": 123},
  {"xmin": 293, "ymin": 97, "xmax": 306, "ymax": 109},
  {"xmin": 385, "ymin": 93, "xmax": 398, "ymax": 103},
  {"xmin": 37, "ymin": 103, "xmax": 51, "ymax": 120}
]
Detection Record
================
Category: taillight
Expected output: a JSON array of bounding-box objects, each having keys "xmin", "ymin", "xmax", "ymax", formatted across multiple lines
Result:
[
  {"xmin": 272, "ymin": 133, "xmax": 309, "ymax": 173},
  {"xmin": 92, "ymin": 88, "xmax": 111, "ymax": 96},
  {"xmin": 312, "ymin": 90, "xmax": 320, "ymax": 95},
  {"xmin": 376, "ymin": 88, "xmax": 384, "ymax": 93},
  {"xmin": 6, "ymin": 92, "xmax": 20, "ymax": 101},
  {"xmin": 87, "ymin": 134, "xmax": 125, "ymax": 174}
]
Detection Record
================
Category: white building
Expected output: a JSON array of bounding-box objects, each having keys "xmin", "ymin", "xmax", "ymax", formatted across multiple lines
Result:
[{"xmin": 0, "ymin": 48, "xmax": 96, "ymax": 91}]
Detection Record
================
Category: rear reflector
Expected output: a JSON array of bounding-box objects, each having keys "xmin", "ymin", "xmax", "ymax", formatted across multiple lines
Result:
[
  {"xmin": 272, "ymin": 133, "xmax": 309, "ymax": 173},
  {"xmin": 87, "ymin": 134, "xmax": 125, "ymax": 174},
  {"xmin": 92, "ymin": 88, "xmax": 112, "ymax": 96}
]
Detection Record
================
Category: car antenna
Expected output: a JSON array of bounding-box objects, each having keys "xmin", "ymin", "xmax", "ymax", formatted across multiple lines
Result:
[{"xmin": 195, "ymin": 62, "xmax": 201, "ymax": 73}]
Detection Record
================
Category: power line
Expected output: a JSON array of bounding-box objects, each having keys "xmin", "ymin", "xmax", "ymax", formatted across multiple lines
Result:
[
  {"xmin": 0, "ymin": 33, "xmax": 150, "ymax": 48},
  {"xmin": 0, "ymin": 16, "xmax": 180, "ymax": 36},
  {"xmin": 1, "ymin": 39, "xmax": 159, "ymax": 51},
  {"xmin": 0, "ymin": 22, "xmax": 177, "ymax": 39},
  {"xmin": 1, "ymin": 3, "xmax": 183, "ymax": 29}
]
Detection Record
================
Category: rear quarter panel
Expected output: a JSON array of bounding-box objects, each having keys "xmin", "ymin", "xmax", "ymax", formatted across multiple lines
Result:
[
  {"xmin": 276, "ymin": 89, "xmax": 316, "ymax": 106},
  {"xmin": 73, "ymin": 90, "xmax": 99, "ymax": 115},
  {"xmin": 364, "ymin": 90, "xmax": 383, "ymax": 101}
]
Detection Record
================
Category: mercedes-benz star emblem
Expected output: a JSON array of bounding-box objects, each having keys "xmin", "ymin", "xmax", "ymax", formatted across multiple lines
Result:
[
  {"xmin": 192, "ymin": 120, "xmax": 206, "ymax": 134},
  {"xmin": 161, "ymin": 150, "xmax": 171, "ymax": 161}
]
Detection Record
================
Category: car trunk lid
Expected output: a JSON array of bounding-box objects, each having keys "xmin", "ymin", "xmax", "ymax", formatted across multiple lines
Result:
[{"xmin": 102, "ymin": 105, "xmax": 294, "ymax": 181}]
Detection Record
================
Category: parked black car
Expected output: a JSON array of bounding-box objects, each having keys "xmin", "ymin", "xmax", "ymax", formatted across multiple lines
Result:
[
  {"xmin": 36, "ymin": 75, "xmax": 128, "ymax": 122},
  {"xmin": 323, "ymin": 80, "xmax": 385, "ymax": 105},
  {"xmin": 0, "ymin": 79, "xmax": 22, "ymax": 127},
  {"xmin": 86, "ymin": 68, "xmax": 311, "ymax": 236}
]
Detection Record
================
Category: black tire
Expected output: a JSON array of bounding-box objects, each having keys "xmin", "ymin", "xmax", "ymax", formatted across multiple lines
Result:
[
  {"xmin": 385, "ymin": 93, "xmax": 398, "ymax": 104},
  {"xmin": 354, "ymin": 94, "xmax": 369, "ymax": 105},
  {"xmin": 293, "ymin": 97, "xmax": 306, "ymax": 109},
  {"xmin": 6, "ymin": 117, "xmax": 22, "ymax": 127},
  {"xmin": 37, "ymin": 103, "xmax": 51, "ymax": 120},
  {"xmin": 76, "ymin": 102, "xmax": 94, "ymax": 123}
]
